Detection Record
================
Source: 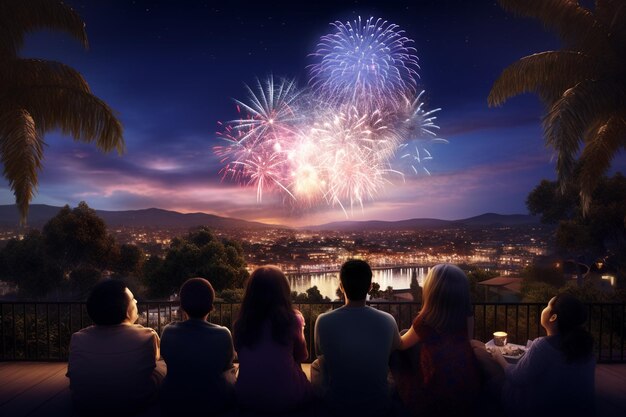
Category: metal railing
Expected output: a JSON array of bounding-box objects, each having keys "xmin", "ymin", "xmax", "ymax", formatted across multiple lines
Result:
[{"xmin": 1, "ymin": 301, "xmax": 624, "ymax": 363}]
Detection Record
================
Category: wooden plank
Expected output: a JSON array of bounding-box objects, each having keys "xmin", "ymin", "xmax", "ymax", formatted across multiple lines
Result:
[
  {"xmin": 595, "ymin": 364, "xmax": 626, "ymax": 417},
  {"xmin": 0, "ymin": 363, "xmax": 43, "ymax": 389},
  {"xmin": 0, "ymin": 364, "xmax": 68, "ymax": 417},
  {"xmin": 25, "ymin": 387, "xmax": 72, "ymax": 417},
  {"xmin": 0, "ymin": 363, "xmax": 65, "ymax": 406},
  {"xmin": 598, "ymin": 364, "xmax": 626, "ymax": 379},
  {"xmin": 0, "ymin": 362, "xmax": 624, "ymax": 417}
]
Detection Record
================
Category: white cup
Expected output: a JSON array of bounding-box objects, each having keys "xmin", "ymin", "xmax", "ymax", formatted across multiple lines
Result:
[{"xmin": 493, "ymin": 331, "xmax": 508, "ymax": 347}]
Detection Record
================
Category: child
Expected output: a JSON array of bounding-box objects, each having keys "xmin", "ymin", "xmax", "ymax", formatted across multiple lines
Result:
[
  {"xmin": 160, "ymin": 277, "xmax": 236, "ymax": 416},
  {"xmin": 67, "ymin": 280, "xmax": 163, "ymax": 417},
  {"xmin": 233, "ymin": 265, "xmax": 312, "ymax": 413},
  {"xmin": 493, "ymin": 293, "xmax": 595, "ymax": 417},
  {"xmin": 396, "ymin": 263, "xmax": 481, "ymax": 416}
]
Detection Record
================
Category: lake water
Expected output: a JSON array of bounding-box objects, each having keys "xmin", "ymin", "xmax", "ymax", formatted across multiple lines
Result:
[{"xmin": 287, "ymin": 266, "xmax": 429, "ymax": 300}]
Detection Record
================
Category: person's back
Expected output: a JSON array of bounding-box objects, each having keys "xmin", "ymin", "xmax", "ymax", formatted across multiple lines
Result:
[
  {"xmin": 316, "ymin": 305, "xmax": 399, "ymax": 415},
  {"xmin": 502, "ymin": 336, "xmax": 594, "ymax": 417},
  {"xmin": 233, "ymin": 266, "xmax": 312, "ymax": 413},
  {"xmin": 69, "ymin": 324, "xmax": 159, "ymax": 409},
  {"xmin": 498, "ymin": 294, "xmax": 596, "ymax": 417},
  {"xmin": 236, "ymin": 310, "xmax": 310, "ymax": 412},
  {"xmin": 314, "ymin": 260, "xmax": 400, "ymax": 417},
  {"xmin": 160, "ymin": 278, "xmax": 235, "ymax": 416},
  {"xmin": 394, "ymin": 263, "xmax": 480, "ymax": 416},
  {"xmin": 67, "ymin": 280, "xmax": 161, "ymax": 417}
]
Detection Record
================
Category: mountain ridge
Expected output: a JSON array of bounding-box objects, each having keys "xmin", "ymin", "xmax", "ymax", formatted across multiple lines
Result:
[
  {"xmin": 0, "ymin": 205, "xmax": 540, "ymax": 230},
  {"xmin": 0, "ymin": 205, "xmax": 281, "ymax": 230}
]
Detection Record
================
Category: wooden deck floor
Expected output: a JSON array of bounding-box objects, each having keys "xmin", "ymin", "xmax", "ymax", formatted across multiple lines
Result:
[{"xmin": 1, "ymin": 362, "xmax": 625, "ymax": 417}]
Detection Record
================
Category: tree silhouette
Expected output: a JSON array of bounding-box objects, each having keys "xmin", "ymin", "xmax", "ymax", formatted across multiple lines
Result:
[
  {"xmin": 527, "ymin": 172, "xmax": 626, "ymax": 287},
  {"xmin": 0, "ymin": 0, "xmax": 124, "ymax": 222},
  {"xmin": 489, "ymin": 0, "xmax": 626, "ymax": 213},
  {"xmin": 144, "ymin": 228, "xmax": 249, "ymax": 298}
]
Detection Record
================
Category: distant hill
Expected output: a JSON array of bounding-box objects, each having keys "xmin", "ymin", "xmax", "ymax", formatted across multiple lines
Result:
[
  {"xmin": 0, "ymin": 205, "xmax": 283, "ymax": 230},
  {"xmin": 0, "ymin": 205, "xmax": 541, "ymax": 231},
  {"xmin": 456, "ymin": 213, "xmax": 541, "ymax": 227},
  {"xmin": 305, "ymin": 213, "xmax": 540, "ymax": 231}
]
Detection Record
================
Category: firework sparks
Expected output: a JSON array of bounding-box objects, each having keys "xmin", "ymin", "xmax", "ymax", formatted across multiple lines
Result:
[
  {"xmin": 397, "ymin": 90, "xmax": 448, "ymax": 175},
  {"xmin": 214, "ymin": 17, "xmax": 447, "ymax": 215},
  {"xmin": 309, "ymin": 16, "xmax": 419, "ymax": 110},
  {"xmin": 231, "ymin": 75, "xmax": 302, "ymax": 144}
]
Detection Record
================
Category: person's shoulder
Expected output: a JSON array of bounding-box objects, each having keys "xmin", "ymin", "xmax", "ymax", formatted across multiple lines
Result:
[
  {"xmin": 129, "ymin": 323, "xmax": 159, "ymax": 339},
  {"xmin": 527, "ymin": 336, "xmax": 557, "ymax": 355},
  {"xmin": 366, "ymin": 306, "xmax": 397, "ymax": 322},
  {"xmin": 317, "ymin": 306, "xmax": 344, "ymax": 321},
  {"xmin": 530, "ymin": 336, "xmax": 550, "ymax": 348},
  {"xmin": 72, "ymin": 324, "xmax": 97, "ymax": 335},
  {"xmin": 207, "ymin": 322, "xmax": 233, "ymax": 337},
  {"xmin": 161, "ymin": 320, "xmax": 182, "ymax": 334},
  {"xmin": 70, "ymin": 325, "xmax": 97, "ymax": 343}
]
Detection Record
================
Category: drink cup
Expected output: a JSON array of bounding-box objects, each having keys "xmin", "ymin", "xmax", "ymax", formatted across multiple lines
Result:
[{"xmin": 493, "ymin": 331, "xmax": 508, "ymax": 347}]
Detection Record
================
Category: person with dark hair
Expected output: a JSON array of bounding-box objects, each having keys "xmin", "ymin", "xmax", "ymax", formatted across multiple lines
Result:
[
  {"xmin": 160, "ymin": 277, "xmax": 236, "ymax": 416},
  {"xmin": 313, "ymin": 259, "xmax": 401, "ymax": 417},
  {"xmin": 493, "ymin": 293, "xmax": 595, "ymax": 417},
  {"xmin": 233, "ymin": 265, "xmax": 312, "ymax": 413},
  {"xmin": 67, "ymin": 279, "xmax": 163, "ymax": 417}
]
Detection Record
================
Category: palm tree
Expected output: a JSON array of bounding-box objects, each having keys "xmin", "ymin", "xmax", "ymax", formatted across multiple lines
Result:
[
  {"xmin": 0, "ymin": 0, "xmax": 124, "ymax": 223},
  {"xmin": 488, "ymin": 0, "xmax": 626, "ymax": 214}
]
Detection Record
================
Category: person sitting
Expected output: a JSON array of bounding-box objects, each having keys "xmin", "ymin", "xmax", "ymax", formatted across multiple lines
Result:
[
  {"xmin": 313, "ymin": 259, "xmax": 401, "ymax": 417},
  {"xmin": 160, "ymin": 277, "xmax": 236, "ymax": 416},
  {"xmin": 493, "ymin": 293, "xmax": 595, "ymax": 417},
  {"xmin": 67, "ymin": 279, "xmax": 163, "ymax": 417},
  {"xmin": 233, "ymin": 265, "xmax": 313, "ymax": 413},
  {"xmin": 395, "ymin": 263, "xmax": 481, "ymax": 416}
]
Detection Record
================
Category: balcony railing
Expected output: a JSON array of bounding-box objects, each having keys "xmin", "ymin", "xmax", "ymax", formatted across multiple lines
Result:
[{"xmin": 1, "ymin": 301, "xmax": 624, "ymax": 363}]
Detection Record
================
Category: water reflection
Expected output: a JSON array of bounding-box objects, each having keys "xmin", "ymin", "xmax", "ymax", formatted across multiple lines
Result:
[{"xmin": 288, "ymin": 267, "xmax": 429, "ymax": 300}]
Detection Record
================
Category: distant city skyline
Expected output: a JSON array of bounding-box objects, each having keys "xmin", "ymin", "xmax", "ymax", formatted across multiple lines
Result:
[{"xmin": 1, "ymin": 0, "xmax": 624, "ymax": 227}]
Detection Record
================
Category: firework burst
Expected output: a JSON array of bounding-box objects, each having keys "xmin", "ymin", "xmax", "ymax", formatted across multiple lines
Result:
[
  {"xmin": 231, "ymin": 75, "xmax": 302, "ymax": 144},
  {"xmin": 214, "ymin": 17, "xmax": 446, "ymax": 216},
  {"xmin": 309, "ymin": 16, "xmax": 419, "ymax": 109}
]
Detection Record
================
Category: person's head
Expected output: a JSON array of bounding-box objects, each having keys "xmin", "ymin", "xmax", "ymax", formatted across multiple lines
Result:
[
  {"xmin": 233, "ymin": 265, "xmax": 295, "ymax": 349},
  {"xmin": 339, "ymin": 259, "xmax": 372, "ymax": 301},
  {"xmin": 179, "ymin": 277, "xmax": 215, "ymax": 319},
  {"xmin": 418, "ymin": 263, "xmax": 471, "ymax": 333},
  {"xmin": 541, "ymin": 293, "xmax": 593, "ymax": 362},
  {"xmin": 541, "ymin": 293, "xmax": 587, "ymax": 334},
  {"xmin": 86, "ymin": 279, "xmax": 137, "ymax": 325}
]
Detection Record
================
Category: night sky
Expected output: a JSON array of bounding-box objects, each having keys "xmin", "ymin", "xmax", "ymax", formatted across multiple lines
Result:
[{"xmin": 3, "ymin": 0, "xmax": 624, "ymax": 226}]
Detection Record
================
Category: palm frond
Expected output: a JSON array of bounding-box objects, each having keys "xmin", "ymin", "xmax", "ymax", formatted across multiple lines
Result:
[
  {"xmin": 9, "ymin": 86, "xmax": 125, "ymax": 154},
  {"xmin": 0, "ymin": 108, "xmax": 44, "ymax": 223},
  {"xmin": 544, "ymin": 79, "xmax": 626, "ymax": 188},
  {"xmin": 488, "ymin": 51, "xmax": 599, "ymax": 107},
  {"xmin": 497, "ymin": 0, "xmax": 613, "ymax": 56},
  {"xmin": 578, "ymin": 113, "xmax": 626, "ymax": 213},
  {"xmin": 0, "ymin": 59, "xmax": 91, "ymax": 93},
  {"xmin": 0, "ymin": 0, "xmax": 88, "ymax": 58},
  {"xmin": 596, "ymin": 0, "xmax": 626, "ymax": 53}
]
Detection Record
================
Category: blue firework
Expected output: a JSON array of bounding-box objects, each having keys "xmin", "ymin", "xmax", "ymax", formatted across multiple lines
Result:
[{"xmin": 309, "ymin": 16, "xmax": 420, "ymax": 108}]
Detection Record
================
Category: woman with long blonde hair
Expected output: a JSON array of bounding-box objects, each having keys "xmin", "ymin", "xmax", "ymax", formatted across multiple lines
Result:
[{"xmin": 396, "ymin": 263, "xmax": 480, "ymax": 416}]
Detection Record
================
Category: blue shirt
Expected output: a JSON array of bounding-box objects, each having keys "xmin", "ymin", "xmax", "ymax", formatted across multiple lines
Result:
[{"xmin": 315, "ymin": 306, "xmax": 401, "ymax": 416}]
